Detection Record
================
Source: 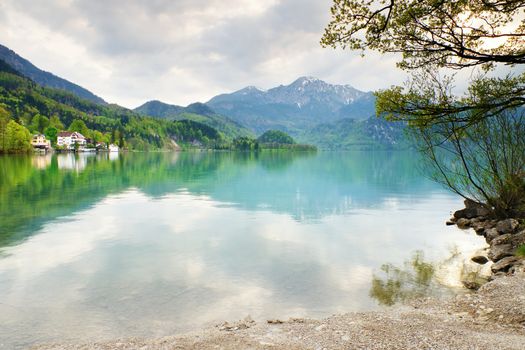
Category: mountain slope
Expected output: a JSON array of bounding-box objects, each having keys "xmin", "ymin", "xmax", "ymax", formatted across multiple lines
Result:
[
  {"xmin": 134, "ymin": 100, "xmax": 184, "ymax": 117},
  {"xmin": 207, "ymin": 76, "xmax": 376, "ymax": 134},
  {"xmin": 299, "ymin": 117, "xmax": 409, "ymax": 150},
  {"xmin": 134, "ymin": 100, "xmax": 254, "ymax": 139},
  {"xmin": 0, "ymin": 59, "xmax": 227, "ymax": 150},
  {"xmin": 0, "ymin": 44, "xmax": 106, "ymax": 104}
]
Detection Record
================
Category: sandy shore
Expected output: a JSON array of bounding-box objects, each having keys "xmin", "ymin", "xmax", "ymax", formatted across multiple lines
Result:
[{"xmin": 34, "ymin": 272, "xmax": 525, "ymax": 350}]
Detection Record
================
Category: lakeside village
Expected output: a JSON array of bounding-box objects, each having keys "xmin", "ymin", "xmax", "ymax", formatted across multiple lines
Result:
[{"xmin": 31, "ymin": 131, "xmax": 119, "ymax": 153}]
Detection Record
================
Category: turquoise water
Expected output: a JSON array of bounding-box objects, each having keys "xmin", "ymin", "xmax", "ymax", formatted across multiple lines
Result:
[{"xmin": 0, "ymin": 151, "xmax": 480, "ymax": 348}]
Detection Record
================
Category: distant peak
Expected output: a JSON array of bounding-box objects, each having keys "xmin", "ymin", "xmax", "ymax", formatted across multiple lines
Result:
[
  {"xmin": 293, "ymin": 76, "xmax": 322, "ymax": 84},
  {"xmin": 236, "ymin": 85, "xmax": 266, "ymax": 94}
]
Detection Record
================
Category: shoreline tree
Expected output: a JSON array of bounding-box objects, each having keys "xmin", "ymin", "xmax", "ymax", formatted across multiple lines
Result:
[{"xmin": 321, "ymin": 0, "xmax": 525, "ymax": 218}]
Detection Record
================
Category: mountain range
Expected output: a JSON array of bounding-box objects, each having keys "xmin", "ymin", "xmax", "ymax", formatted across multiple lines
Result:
[
  {"xmin": 206, "ymin": 76, "xmax": 376, "ymax": 134},
  {"xmin": 134, "ymin": 77, "xmax": 404, "ymax": 149},
  {"xmin": 1, "ymin": 43, "xmax": 407, "ymax": 149}
]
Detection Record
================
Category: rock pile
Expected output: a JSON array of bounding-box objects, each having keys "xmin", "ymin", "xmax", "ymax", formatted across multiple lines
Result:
[{"xmin": 450, "ymin": 200, "xmax": 524, "ymax": 279}]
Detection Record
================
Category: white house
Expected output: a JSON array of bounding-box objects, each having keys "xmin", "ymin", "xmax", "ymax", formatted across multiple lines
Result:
[{"xmin": 56, "ymin": 131, "xmax": 87, "ymax": 150}]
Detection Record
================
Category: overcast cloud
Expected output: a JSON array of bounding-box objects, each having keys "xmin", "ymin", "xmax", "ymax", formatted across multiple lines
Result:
[{"xmin": 1, "ymin": 0, "xmax": 407, "ymax": 107}]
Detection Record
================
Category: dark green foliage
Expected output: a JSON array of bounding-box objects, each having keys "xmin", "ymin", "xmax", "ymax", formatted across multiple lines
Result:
[
  {"xmin": 44, "ymin": 126, "xmax": 58, "ymax": 144},
  {"xmin": 29, "ymin": 114, "xmax": 50, "ymax": 133},
  {"xmin": 169, "ymin": 119, "xmax": 226, "ymax": 148},
  {"xmin": 258, "ymin": 130, "xmax": 295, "ymax": 144},
  {"xmin": 232, "ymin": 136, "xmax": 259, "ymax": 151},
  {"xmin": 232, "ymin": 134, "xmax": 316, "ymax": 152},
  {"xmin": 134, "ymin": 100, "xmax": 184, "ymax": 117},
  {"xmin": 68, "ymin": 119, "xmax": 89, "ymax": 135},
  {"xmin": 134, "ymin": 100, "xmax": 254, "ymax": 139}
]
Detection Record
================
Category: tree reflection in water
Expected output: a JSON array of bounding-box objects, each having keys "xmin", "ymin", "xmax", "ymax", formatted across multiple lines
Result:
[{"xmin": 369, "ymin": 251, "xmax": 436, "ymax": 306}]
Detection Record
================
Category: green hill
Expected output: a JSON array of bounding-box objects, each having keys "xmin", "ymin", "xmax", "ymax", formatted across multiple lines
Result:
[
  {"xmin": 258, "ymin": 130, "xmax": 295, "ymax": 144},
  {"xmin": 0, "ymin": 59, "xmax": 228, "ymax": 151},
  {"xmin": 299, "ymin": 117, "xmax": 410, "ymax": 150},
  {"xmin": 135, "ymin": 100, "xmax": 254, "ymax": 139}
]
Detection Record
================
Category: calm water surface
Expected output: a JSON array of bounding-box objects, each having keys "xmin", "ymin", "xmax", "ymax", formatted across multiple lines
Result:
[{"xmin": 0, "ymin": 151, "xmax": 481, "ymax": 348}]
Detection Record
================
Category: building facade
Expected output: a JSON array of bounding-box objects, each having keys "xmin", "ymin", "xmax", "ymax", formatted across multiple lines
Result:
[
  {"xmin": 57, "ymin": 131, "xmax": 87, "ymax": 150},
  {"xmin": 31, "ymin": 134, "xmax": 51, "ymax": 149}
]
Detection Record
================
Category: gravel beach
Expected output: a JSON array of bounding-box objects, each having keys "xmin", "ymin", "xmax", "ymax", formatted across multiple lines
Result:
[{"xmin": 34, "ymin": 272, "xmax": 525, "ymax": 350}]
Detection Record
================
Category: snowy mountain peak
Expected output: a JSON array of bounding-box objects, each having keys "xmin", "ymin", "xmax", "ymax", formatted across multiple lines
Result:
[
  {"xmin": 236, "ymin": 85, "xmax": 266, "ymax": 95},
  {"xmin": 294, "ymin": 76, "xmax": 322, "ymax": 85}
]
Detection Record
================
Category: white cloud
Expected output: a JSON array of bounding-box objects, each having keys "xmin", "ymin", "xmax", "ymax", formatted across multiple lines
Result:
[{"xmin": 0, "ymin": 0, "xmax": 406, "ymax": 107}]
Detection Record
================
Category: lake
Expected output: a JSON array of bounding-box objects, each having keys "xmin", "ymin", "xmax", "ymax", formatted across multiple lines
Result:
[{"xmin": 0, "ymin": 151, "xmax": 482, "ymax": 348}]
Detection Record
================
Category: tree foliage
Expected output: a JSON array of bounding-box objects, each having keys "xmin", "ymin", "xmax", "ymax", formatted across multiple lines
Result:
[
  {"xmin": 0, "ymin": 119, "xmax": 31, "ymax": 153},
  {"xmin": 322, "ymin": 0, "xmax": 525, "ymax": 70},
  {"xmin": 258, "ymin": 130, "xmax": 296, "ymax": 144},
  {"xmin": 322, "ymin": 0, "xmax": 525, "ymax": 217}
]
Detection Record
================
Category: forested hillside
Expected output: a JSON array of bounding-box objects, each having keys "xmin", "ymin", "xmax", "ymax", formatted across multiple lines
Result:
[
  {"xmin": 135, "ymin": 100, "xmax": 254, "ymax": 139},
  {"xmin": 0, "ymin": 59, "xmax": 230, "ymax": 151}
]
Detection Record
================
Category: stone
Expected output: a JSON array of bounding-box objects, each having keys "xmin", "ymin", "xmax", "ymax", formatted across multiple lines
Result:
[
  {"xmin": 464, "ymin": 198, "xmax": 480, "ymax": 209},
  {"xmin": 454, "ymin": 208, "xmax": 478, "ymax": 220},
  {"xmin": 454, "ymin": 200, "xmax": 490, "ymax": 219},
  {"xmin": 462, "ymin": 271, "xmax": 489, "ymax": 290},
  {"xmin": 509, "ymin": 261, "xmax": 525, "ymax": 274},
  {"xmin": 267, "ymin": 319, "xmax": 284, "ymax": 324},
  {"xmin": 510, "ymin": 230, "xmax": 525, "ymax": 247},
  {"xmin": 485, "ymin": 228, "xmax": 500, "ymax": 243},
  {"xmin": 456, "ymin": 218, "xmax": 471, "ymax": 229},
  {"xmin": 491, "ymin": 256, "xmax": 522, "ymax": 273},
  {"xmin": 496, "ymin": 218, "xmax": 519, "ymax": 234},
  {"xmin": 471, "ymin": 255, "xmax": 489, "ymax": 264},
  {"xmin": 491, "ymin": 234, "xmax": 513, "ymax": 246},
  {"xmin": 490, "ymin": 231, "xmax": 525, "ymax": 250},
  {"xmin": 488, "ymin": 244, "xmax": 514, "ymax": 262},
  {"xmin": 471, "ymin": 221, "xmax": 489, "ymax": 235}
]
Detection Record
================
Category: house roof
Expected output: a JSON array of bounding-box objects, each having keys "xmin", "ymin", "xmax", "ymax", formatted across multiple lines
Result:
[
  {"xmin": 58, "ymin": 131, "xmax": 74, "ymax": 137},
  {"xmin": 58, "ymin": 131, "xmax": 85, "ymax": 138}
]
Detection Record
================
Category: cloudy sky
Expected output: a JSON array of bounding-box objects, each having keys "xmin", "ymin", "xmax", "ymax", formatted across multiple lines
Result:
[{"xmin": 0, "ymin": 0, "xmax": 411, "ymax": 108}]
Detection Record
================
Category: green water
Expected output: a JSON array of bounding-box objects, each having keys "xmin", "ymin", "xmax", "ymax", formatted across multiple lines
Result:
[{"xmin": 0, "ymin": 151, "xmax": 481, "ymax": 348}]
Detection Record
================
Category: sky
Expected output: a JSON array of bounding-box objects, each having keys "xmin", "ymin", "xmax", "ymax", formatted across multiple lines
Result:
[{"xmin": 0, "ymin": 0, "xmax": 409, "ymax": 108}]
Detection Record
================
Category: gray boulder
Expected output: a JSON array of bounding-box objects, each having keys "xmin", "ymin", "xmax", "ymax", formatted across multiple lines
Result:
[
  {"xmin": 456, "ymin": 218, "xmax": 471, "ymax": 229},
  {"xmin": 485, "ymin": 228, "xmax": 500, "ymax": 243},
  {"xmin": 488, "ymin": 244, "xmax": 514, "ymax": 262},
  {"xmin": 491, "ymin": 256, "xmax": 522, "ymax": 273},
  {"xmin": 496, "ymin": 219, "xmax": 519, "ymax": 234}
]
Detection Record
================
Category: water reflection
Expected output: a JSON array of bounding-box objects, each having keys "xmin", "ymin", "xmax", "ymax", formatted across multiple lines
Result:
[
  {"xmin": 0, "ymin": 151, "xmax": 485, "ymax": 349},
  {"xmin": 1, "ymin": 151, "xmax": 437, "ymax": 248},
  {"xmin": 369, "ymin": 251, "xmax": 436, "ymax": 306}
]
